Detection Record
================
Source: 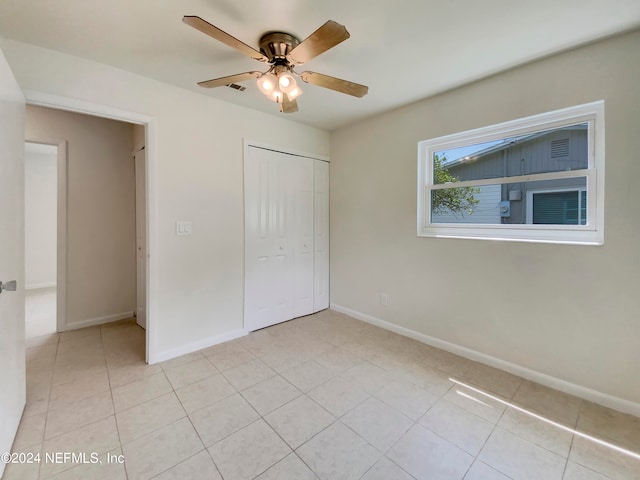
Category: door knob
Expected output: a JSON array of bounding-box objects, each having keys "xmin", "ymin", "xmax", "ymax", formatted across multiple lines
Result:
[{"xmin": 0, "ymin": 280, "xmax": 17, "ymax": 294}]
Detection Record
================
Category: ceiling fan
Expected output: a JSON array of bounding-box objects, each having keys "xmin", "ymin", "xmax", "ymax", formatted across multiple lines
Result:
[{"xmin": 182, "ymin": 16, "xmax": 369, "ymax": 113}]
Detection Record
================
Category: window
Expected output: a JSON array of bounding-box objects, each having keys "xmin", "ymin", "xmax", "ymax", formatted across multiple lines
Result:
[
  {"xmin": 417, "ymin": 101, "xmax": 604, "ymax": 245},
  {"xmin": 527, "ymin": 188, "xmax": 587, "ymax": 225}
]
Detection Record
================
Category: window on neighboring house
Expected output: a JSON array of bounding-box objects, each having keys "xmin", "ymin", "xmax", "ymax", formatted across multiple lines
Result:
[
  {"xmin": 417, "ymin": 101, "xmax": 604, "ymax": 245},
  {"xmin": 527, "ymin": 188, "xmax": 587, "ymax": 225}
]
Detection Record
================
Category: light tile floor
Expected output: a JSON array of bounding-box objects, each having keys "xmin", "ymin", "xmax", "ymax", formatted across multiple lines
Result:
[
  {"xmin": 4, "ymin": 310, "xmax": 640, "ymax": 480},
  {"xmin": 25, "ymin": 287, "xmax": 57, "ymax": 339}
]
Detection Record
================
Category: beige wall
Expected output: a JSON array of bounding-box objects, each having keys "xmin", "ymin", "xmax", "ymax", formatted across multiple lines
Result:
[
  {"xmin": 25, "ymin": 105, "xmax": 136, "ymax": 327},
  {"xmin": 330, "ymin": 29, "xmax": 640, "ymax": 407},
  {"xmin": 133, "ymin": 123, "xmax": 145, "ymax": 149}
]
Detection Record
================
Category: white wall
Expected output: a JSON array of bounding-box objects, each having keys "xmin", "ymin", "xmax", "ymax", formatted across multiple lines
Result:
[
  {"xmin": 25, "ymin": 105, "xmax": 137, "ymax": 329},
  {"xmin": 0, "ymin": 40, "xmax": 330, "ymax": 360},
  {"xmin": 330, "ymin": 29, "xmax": 640, "ymax": 409},
  {"xmin": 24, "ymin": 143, "xmax": 57, "ymax": 289}
]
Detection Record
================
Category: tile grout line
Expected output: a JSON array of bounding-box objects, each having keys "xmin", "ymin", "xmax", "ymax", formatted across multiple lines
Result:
[
  {"xmin": 560, "ymin": 398, "xmax": 584, "ymax": 479},
  {"xmin": 36, "ymin": 333, "xmax": 60, "ymax": 480},
  {"xmin": 101, "ymin": 324, "xmax": 130, "ymax": 480},
  {"xmin": 38, "ymin": 328, "xmax": 108, "ymax": 480},
  {"xmin": 561, "ymin": 435, "xmax": 576, "ymax": 480},
  {"xmin": 173, "ymin": 357, "xmax": 293, "ymax": 478},
  {"xmin": 458, "ymin": 378, "xmax": 521, "ymax": 480}
]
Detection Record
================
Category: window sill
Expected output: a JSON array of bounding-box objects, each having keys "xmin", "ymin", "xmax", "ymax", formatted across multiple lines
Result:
[{"xmin": 419, "ymin": 224, "xmax": 603, "ymax": 246}]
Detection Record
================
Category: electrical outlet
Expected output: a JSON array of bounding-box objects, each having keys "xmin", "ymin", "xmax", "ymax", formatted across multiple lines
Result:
[{"xmin": 379, "ymin": 293, "xmax": 388, "ymax": 306}]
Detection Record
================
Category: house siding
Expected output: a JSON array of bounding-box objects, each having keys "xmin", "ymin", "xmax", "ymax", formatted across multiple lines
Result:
[{"xmin": 445, "ymin": 127, "xmax": 588, "ymax": 224}]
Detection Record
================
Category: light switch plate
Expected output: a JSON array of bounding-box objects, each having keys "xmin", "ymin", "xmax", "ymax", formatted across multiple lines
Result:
[{"xmin": 176, "ymin": 221, "xmax": 192, "ymax": 236}]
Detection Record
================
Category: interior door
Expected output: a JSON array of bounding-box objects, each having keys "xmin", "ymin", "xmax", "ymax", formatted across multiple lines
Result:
[
  {"xmin": 0, "ymin": 50, "xmax": 26, "ymax": 477},
  {"xmin": 134, "ymin": 148, "xmax": 147, "ymax": 329},
  {"xmin": 314, "ymin": 160, "xmax": 330, "ymax": 312},
  {"xmin": 292, "ymin": 157, "xmax": 314, "ymax": 317},
  {"xmin": 245, "ymin": 146, "xmax": 321, "ymax": 331},
  {"xmin": 270, "ymin": 154, "xmax": 296, "ymax": 324},
  {"xmin": 245, "ymin": 147, "xmax": 294, "ymax": 331}
]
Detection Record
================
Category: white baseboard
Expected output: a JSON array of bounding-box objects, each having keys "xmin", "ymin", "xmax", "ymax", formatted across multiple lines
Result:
[
  {"xmin": 331, "ymin": 303, "xmax": 640, "ymax": 417},
  {"xmin": 64, "ymin": 311, "xmax": 135, "ymax": 331},
  {"xmin": 152, "ymin": 329, "xmax": 247, "ymax": 364},
  {"xmin": 25, "ymin": 282, "xmax": 56, "ymax": 290}
]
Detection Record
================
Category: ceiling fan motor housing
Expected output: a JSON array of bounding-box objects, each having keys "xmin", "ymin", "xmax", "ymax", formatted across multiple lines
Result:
[{"xmin": 259, "ymin": 32, "xmax": 300, "ymax": 64}]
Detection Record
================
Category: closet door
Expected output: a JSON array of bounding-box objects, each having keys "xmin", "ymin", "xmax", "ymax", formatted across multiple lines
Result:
[
  {"xmin": 245, "ymin": 147, "xmax": 292, "ymax": 331},
  {"xmin": 269, "ymin": 153, "xmax": 296, "ymax": 325},
  {"xmin": 314, "ymin": 160, "xmax": 330, "ymax": 312},
  {"xmin": 291, "ymin": 157, "xmax": 315, "ymax": 318},
  {"xmin": 244, "ymin": 145, "xmax": 326, "ymax": 332}
]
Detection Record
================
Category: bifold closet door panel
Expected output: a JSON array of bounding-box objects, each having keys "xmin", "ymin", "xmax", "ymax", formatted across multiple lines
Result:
[
  {"xmin": 245, "ymin": 146, "xmax": 328, "ymax": 331},
  {"xmin": 314, "ymin": 160, "xmax": 329, "ymax": 312},
  {"xmin": 292, "ymin": 157, "xmax": 314, "ymax": 318},
  {"xmin": 244, "ymin": 147, "xmax": 272, "ymax": 331},
  {"xmin": 270, "ymin": 154, "xmax": 296, "ymax": 324},
  {"xmin": 245, "ymin": 147, "xmax": 294, "ymax": 331}
]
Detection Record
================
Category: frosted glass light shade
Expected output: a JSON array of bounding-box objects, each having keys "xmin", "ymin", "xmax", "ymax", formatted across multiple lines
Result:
[
  {"xmin": 257, "ymin": 73, "xmax": 277, "ymax": 95},
  {"xmin": 278, "ymin": 72, "xmax": 297, "ymax": 94},
  {"xmin": 271, "ymin": 89, "xmax": 284, "ymax": 103},
  {"xmin": 287, "ymin": 86, "xmax": 302, "ymax": 100}
]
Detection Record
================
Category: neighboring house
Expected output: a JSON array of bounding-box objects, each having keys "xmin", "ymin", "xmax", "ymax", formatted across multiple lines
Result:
[{"xmin": 433, "ymin": 124, "xmax": 588, "ymax": 225}]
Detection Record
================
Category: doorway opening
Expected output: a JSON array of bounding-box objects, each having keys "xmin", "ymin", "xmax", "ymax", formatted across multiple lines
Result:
[
  {"xmin": 24, "ymin": 141, "xmax": 59, "ymax": 338},
  {"xmin": 24, "ymin": 101, "xmax": 153, "ymax": 362}
]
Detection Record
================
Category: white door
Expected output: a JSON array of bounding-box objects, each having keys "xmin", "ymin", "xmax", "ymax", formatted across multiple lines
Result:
[
  {"xmin": 245, "ymin": 147, "xmax": 294, "ymax": 330},
  {"xmin": 292, "ymin": 157, "xmax": 315, "ymax": 317},
  {"xmin": 134, "ymin": 148, "xmax": 147, "ymax": 329},
  {"xmin": 314, "ymin": 160, "xmax": 330, "ymax": 311},
  {"xmin": 244, "ymin": 146, "xmax": 326, "ymax": 331},
  {"xmin": 270, "ymin": 154, "xmax": 295, "ymax": 325},
  {"xmin": 244, "ymin": 148, "xmax": 269, "ymax": 330},
  {"xmin": 0, "ymin": 50, "xmax": 26, "ymax": 477}
]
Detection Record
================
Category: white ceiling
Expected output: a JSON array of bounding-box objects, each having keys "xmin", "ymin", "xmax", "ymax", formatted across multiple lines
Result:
[{"xmin": 1, "ymin": 0, "xmax": 639, "ymax": 130}]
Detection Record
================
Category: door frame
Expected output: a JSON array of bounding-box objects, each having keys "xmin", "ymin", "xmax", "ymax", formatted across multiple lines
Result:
[
  {"xmin": 243, "ymin": 139, "xmax": 330, "ymax": 164},
  {"xmin": 23, "ymin": 138, "xmax": 67, "ymax": 333},
  {"xmin": 25, "ymin": 90, "xmax": 159, "ymax": 363},
  {"xmin": 133, "ymin": 145, "xmax": 147, "ymax": 329}
]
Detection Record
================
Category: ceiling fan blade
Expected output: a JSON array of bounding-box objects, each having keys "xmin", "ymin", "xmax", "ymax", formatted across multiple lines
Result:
[
  {"xmin": 280, "ymin": 93, "xmax": 299, "ymax": 113},
  {"xmin": 299, "ymin": 71, "xmax": 368, "ymax": 97},
  {"xmin": 286, "ymin": 20, "xmax": 350, "ymax": 65},
  {"xmin": 197, "ymin": 71, "xmax": 262, "ymax": 88},
  {"xmin": 183, "ymin": 16, "xmax": 268, "ymax": 62}
]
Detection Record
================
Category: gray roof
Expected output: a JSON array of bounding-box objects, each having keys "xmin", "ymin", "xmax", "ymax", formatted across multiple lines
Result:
[{"xmin": 444, "ymin": 123, "xmax": 587, "ymax": 168}]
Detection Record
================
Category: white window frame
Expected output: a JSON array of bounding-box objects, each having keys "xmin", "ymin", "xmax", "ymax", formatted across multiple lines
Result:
[
  {"xmin": 525, "ymin": 187, "xmax": 587, "ymax": 225},
  {"xmin": 417, "ymin": 101, "xmax": 604, "ymax": 245}
]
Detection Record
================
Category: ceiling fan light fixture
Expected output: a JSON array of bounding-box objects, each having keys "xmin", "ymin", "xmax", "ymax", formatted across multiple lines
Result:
[
  {"xmin": 287, "ymin": 85, "xmax": 303, "ymax": 100},
  {"xmin": 278, "ymin": 71, "xmax": 297, "ymax": 93},
  {"xmin": 184, "ymin": 16, "xmax": 368, "ymax": 113},
  {"xmin": 257, "ymin": 73, "xmax": 277, "ymax": 95},
  {"xmin": 270, "ymin": 89, "xmax": 284, "ymax": 103}
]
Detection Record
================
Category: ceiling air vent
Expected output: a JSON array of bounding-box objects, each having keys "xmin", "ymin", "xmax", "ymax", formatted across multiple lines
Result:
[
  {"xmin": 551, "ymin": 138, "xmax": 570, "ymax": 158},
  {"xmin": 226, "ymin": 83, "xmax": 246, "ymax": 91}
]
